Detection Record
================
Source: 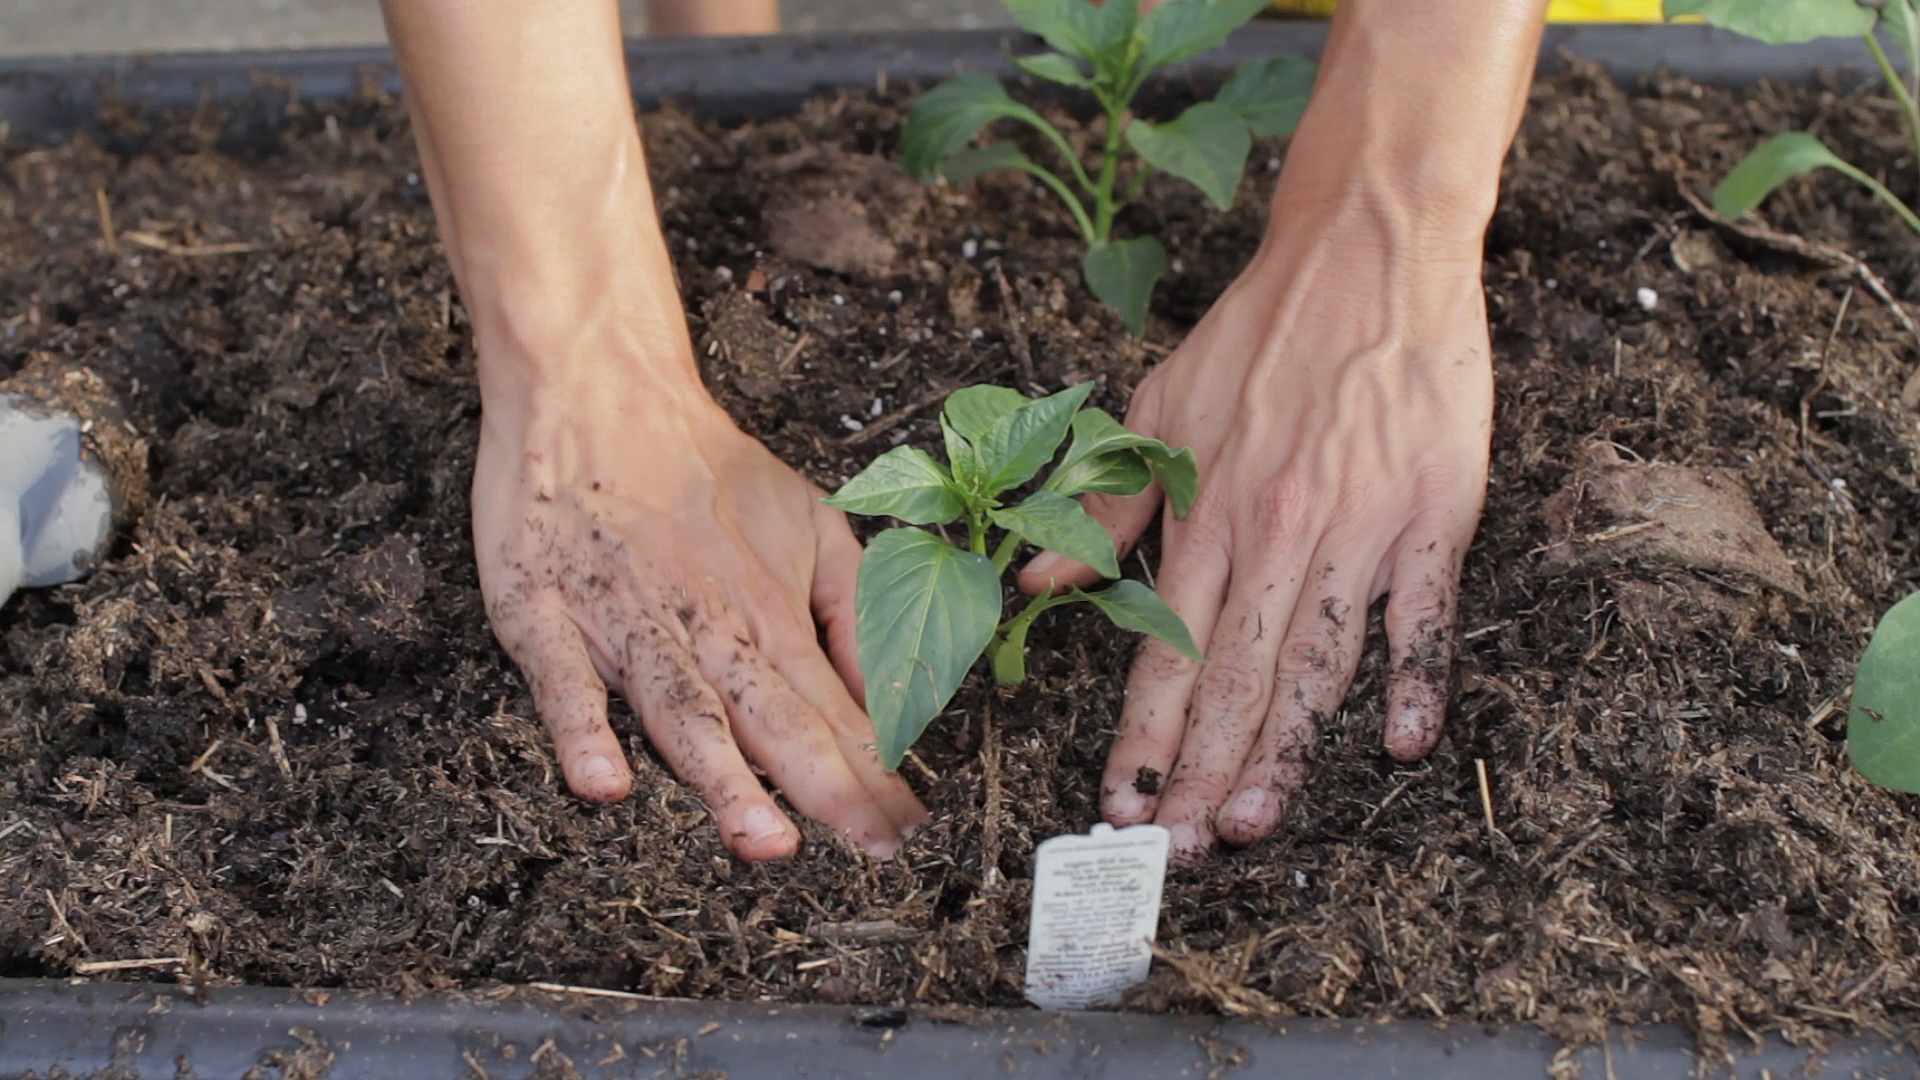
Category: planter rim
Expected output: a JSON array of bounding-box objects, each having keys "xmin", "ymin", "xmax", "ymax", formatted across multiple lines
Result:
[
  {"xmin": 1, "ymin": 21, "xmax": 1915, "ymax": 1080},
  {"xmin": 1, "ymin": 978, "xmax": 1914, "ymax": 1079},
  {"xmin": 0, "ymin": 23, "xmax": 1888, "ymax": 143}
]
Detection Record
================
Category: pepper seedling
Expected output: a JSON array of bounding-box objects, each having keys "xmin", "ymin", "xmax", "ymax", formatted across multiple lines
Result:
[
  {"xmin": 827, "ymin": 383, "xmax": 1203, "ymax": 769},
  {"xmin": 901, "ymin": 0, "xmax": 1316, "ymax": 334},
  {"xmin": 1668, "ymin": 0, "xmax": 1920, "ymax": 235}
]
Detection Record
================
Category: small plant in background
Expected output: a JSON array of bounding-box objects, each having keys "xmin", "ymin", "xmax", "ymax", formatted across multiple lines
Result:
[
  {"xmin": 1668, "ymin": 0, "xmax": 1920, "ymax": 233},
  {"xmin": 827, "ymin": 383, "xmax": 1203, "ymax": 769},
  {"xmin": 901, "ymin": 0, "xmax": 1316, "ymax": 334},
  {"xmin": 1670, "ymin": 0, "xmax": 1920, "ymax": 788}
]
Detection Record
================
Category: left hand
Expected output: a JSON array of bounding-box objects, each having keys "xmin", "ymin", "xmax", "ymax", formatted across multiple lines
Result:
[{"xmin": 1020, "ymin": 205, "xmax": 1494, "ymax": 863}]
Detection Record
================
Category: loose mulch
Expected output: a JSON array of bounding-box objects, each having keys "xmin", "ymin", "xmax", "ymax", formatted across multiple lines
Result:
[{"xmin": 2, "ymin": 56, "xmax": 1918, "ymax": 1057}]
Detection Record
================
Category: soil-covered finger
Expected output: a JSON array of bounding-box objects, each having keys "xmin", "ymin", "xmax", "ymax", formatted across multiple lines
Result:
[
  {"xmin": 1150, "ymin": 546, "xmax": 1306, "ymax": 862},
  {"xmin": 617, "ymin": 618, "xmax": 800, "ymax": 861},
  {"xmin": 489, "ymin": 599, "xmax": 632, "ymax": 803},
  {"xmin": 1383, "ymin": 536, "xmax": 1462, "ymax": 763},
  {"xmin": 687, "ymin": 610, "xmax": 905, "ymax": 858},
  {"xmin": 1217, "ymin": 558, "xmax": 1372, "ymax": 845},
  {"xmin": 1099, "ymin": 520, "xmax": 1230, "ymax": 826}
]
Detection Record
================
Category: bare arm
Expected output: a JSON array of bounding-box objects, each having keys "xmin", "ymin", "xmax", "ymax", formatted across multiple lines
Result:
[
  {"xmin": 1026, "ymin": 0, "xmax": 1549, "ymax": 861},
  {"xmin": 381, "ymin": 0, "xmax": 926, "ymax": 860}
]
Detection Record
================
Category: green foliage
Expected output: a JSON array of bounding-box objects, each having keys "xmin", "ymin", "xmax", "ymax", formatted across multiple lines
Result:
[
  {"xmin": 901, "ymin": 0, "xmax": 1317, "ymax": 334},
  {"xmin": 1677, "ymin": 0, "xmax": 1920, "ymax": 236},
  {"xmin": 1848, "ymin": 593, "xmax": 1920, "ymax": 791},
  {"xmin": 832, "ymin": 384, "xmax": 1204, "ymax": 769},
  {"xmin": 1664, "ymin": 0, "xmax": 1875, "ymax": 43}
]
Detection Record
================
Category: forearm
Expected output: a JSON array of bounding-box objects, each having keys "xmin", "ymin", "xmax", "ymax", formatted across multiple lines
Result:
[
  {"xmin": 1272, "ymin": 0, "xmax": 1549, "ymax": 253},
  {"xmin": 380, "ymin": 0, "xmax": 698, "ymax": 400}
]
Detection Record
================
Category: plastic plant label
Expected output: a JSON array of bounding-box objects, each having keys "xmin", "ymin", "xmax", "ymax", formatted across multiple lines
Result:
[{"xmin": 1024, "ymin": 822, "xmax": 1170, "ymax": 1010}]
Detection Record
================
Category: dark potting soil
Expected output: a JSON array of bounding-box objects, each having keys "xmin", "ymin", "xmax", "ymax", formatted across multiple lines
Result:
[{"xmin": 2, "ymin": 58, "xmax": 1918, "ymax": 1049}]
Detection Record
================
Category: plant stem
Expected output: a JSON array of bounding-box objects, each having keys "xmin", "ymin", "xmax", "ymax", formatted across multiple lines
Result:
[
  {"xmin": 1092, "ymin": 97, "xmax": 1128, "ymax": 243},
  {"xmin": 1011, "ymin": 160, "xmax": 1097, "ymax": 244},
  {"xmin": 991, "ymin": 531, "xmax": 1022, "ymax": 574},
  {"xmin": 967, "ymin": 510, "xmax": 989, "ymax": 556},
  {"xmin": 1831, "ymin": 153, "xmax": 1920, "ymax": 236},
  {"xmin": 996, "ymin": 587, "xmax": 1059, "ymax": 639},
  {"xmin": 1866, "ymin": 32, "xmax": 1920, "ymax": 183}
]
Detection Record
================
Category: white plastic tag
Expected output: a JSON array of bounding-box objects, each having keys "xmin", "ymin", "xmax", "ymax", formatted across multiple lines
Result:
[{"xmin": 1023, "ymin": 822, "xmax": 1171, "ymax": 1010}]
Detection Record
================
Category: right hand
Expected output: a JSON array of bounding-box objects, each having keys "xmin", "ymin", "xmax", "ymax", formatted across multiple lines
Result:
[{"xmin": 472, "ymin": 363, "xmax": 928, "ymax": 861}]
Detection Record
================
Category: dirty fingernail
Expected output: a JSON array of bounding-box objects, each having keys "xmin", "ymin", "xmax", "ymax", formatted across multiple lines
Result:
[
  {"xmin": 743, "ymin": 803, "xmax": 788, "ymax": 844},
  {"xmin": 1105, "ymin": 788, "xmax": 1148, "ymax": 823},
  {"xmin": 580, "ymin": 755, "xmax": 618, "ymax": 781},
  {"xmin": 1167, "ymin": 821, "xmax": 1209, "ymax": 860},
  {"xmin": 1220, "ymin": 788, "xmax": 1270, "ymax": 832},
  {"xmin": 863, "ymin": 834, "xmax": 903, "ymax": 860}
]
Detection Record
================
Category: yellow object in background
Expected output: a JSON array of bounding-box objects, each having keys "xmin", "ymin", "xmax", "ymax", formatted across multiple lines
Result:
[{"xmin": 1267, "ymin": 0, "xmax": 1670, "ymax": 20}]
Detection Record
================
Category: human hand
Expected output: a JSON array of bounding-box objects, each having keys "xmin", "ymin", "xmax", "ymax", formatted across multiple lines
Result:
[
  {"xmin": 473, "ymin": 368, "xmax": 928, "ymax": 861},
  {"xmin": 1019, "ymin": 210, "xmax": 1493, "ymax": 863}
]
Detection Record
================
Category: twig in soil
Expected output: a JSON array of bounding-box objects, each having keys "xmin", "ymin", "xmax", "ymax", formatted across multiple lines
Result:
[
  {"xmin": 903, "ymin": 749, "xmax": 940, "ymax": 783},
  {"xmin": 265, "ymin": 716, "xmax": 292, "ymax": 778},
  {"xmin": 777, "ymin": 331, "xmax": 813, "ymax": 374},
  {"xmin": 842, "ymin": 356, "xmax": 990, "ymax": 447},
  {"xmin": 122, "ymin": 230, "xmax": 257, "ymax": 258},
  {"xmin": 1801, "ymin": 287, "xmax": 1853, "ymax": 448},
  {"xmin": 1808, "ymin": 688, "xmax": 1851, "ymax": 730},
  {"xmin": 978, "ymin": 713, "xmax": 1005, "ymax": 895},
  {"xmin": 1474, "ymin": 759, "xmax": 1498, "ymax": 835},
  {"xmin": 44, "ymin": 889, "xmax": 85, "ymax": 952},
  {"xmin": 94, "ymin": 189, "xmax": 116, "ymax": 255},
  {"xmin": 0, "ymin": 819, "xmax": 31, "ymax": 842},
  {"xmin": 1680, "ymin": 188, "xmax": 1920, "ymax": 359},
  {"xmin": 526, "ymin": 981, "xmax": 672, "ymax": 1001},
  {"xmin": 990, "ymin": 259, "xmax": 1035, "ymax": 389},
  {"xmin": 74, "ymin": 956, "xmax": 188, "ymax": 974}
]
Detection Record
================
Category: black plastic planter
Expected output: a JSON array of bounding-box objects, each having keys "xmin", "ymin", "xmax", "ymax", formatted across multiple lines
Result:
[{"xmin": 2, "ymin": 23, "xmax": 1918, "ymax": 1080}]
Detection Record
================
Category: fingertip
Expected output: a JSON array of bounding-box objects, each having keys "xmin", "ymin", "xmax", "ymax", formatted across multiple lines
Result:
[
  {"xmin": 1164, "ymin": 818, "xmax": 1215, "ymax": 866},
  {"xmin": 1016, "ymin": 552, "xmax": 1100, "ymax": 596},
  {"xmin": 1102, "ymin": 784, "xmax": 1156, "ymax": 827},
  {"xmin": 1213, "ymin": 786, "xmax": 1281, "ymax": 846},
  {"xmin": 1384, "ymin": 715, "xmax": 1444, "ymax": 762},
  {"xmin": 566, "ymin": 753, "xmax": 634, "ymax": 803},
  {"xmin": 727, "ymin": 801, "xmax": 802, "ymax": 862}
]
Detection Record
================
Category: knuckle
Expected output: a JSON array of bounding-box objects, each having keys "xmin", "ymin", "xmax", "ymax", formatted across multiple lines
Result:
[
  {"xmin": 1245, "ymin": 477, "xmax": 1314, "ymax": 544},
  {"xmin": 1191, "ymin": 651, "xmax": 1266, "ymax": 721},
  {"xmin": 1130, "ymin": 638, "xmax": 1201, "ymax": 686}
]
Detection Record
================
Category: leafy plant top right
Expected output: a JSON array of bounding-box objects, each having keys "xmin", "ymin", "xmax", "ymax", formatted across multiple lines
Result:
[{"xmin": 1667, "ymin": 0, "xmax": 1920, "ymax": 233}]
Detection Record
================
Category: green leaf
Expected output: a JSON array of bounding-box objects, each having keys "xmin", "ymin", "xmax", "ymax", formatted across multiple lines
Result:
[
  {"xmin": 944, "ymin": 385, "xmax": 1030, "ymax": 441},
  {"xmin": 1663, "ymin": 0, "xmax": 1876, "ymax": 44},
  {"xmin": 1082, "ymin": 236, "xmax": 1167, "ymax": 336},
  {"xmin": 1049, "ymin": 446, "xmax": 1156, "ymax": 501},
  {"xmin": 902, "ymin": 72, "xmax": 1053, "ymax": 182},
  {"xmin": 824, "ymin": 446, "xmax": 966, "ymax": 524},
  {"xmin": 1139, "ymin": 0, "xmax": 1271, "ymax": 72},
  {"xmin": 991, "ymin": 490, "xmax": 1120, "ymax": 578},
  {"xmin": 1076, "ymin": 579, "xmax": 1204, "ymax": 662},
  {"xmin": 856, "ymin": 528, "xmax": 1004, "ymax": 770},
  {"xmin": 939, "ymin": 142, "xmax": 1031, "ymax": 184},
  {"xmin": 1848, "ymin": 592, "xmax": 1920, "ymax": 792},
  {"xmin": 1214, "ymin": 56, "xmax": 1317, "ymax": 137},
  {"xmin": 973, "ymin": 381, "xmax": 1097, "ymax": 494},
  {"xmin": 1003, "ymin": 0, "xmax": 1138, "ymax": 67},
  {"xmin": 1014, "ymin": 52, "xmax": 1095, "ymax": 88},
  {"xmin": 1712, "ymin": 131, "xmax": 1850, "ymax": 220},
  {"xmin": 1046, "ymin": 409, "xmax": 1202, "ymax": 519},
  {"xmin": 1125, "ymin": 101, "xmax": 1251, "ymax": 210},
  {"xmin": 942, "ymin": 415, "xmax": 985, "ymax": 496},
  {"xmin": 1140, "ymin": 443, "xmax": 1200, "ymax": 519},
  {"xmin": 1047, "ymin": 407, "xmax": 1163, "ymax": 499}
]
